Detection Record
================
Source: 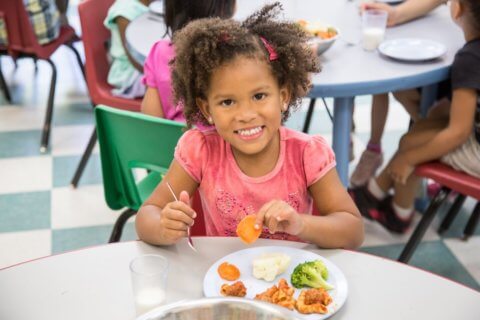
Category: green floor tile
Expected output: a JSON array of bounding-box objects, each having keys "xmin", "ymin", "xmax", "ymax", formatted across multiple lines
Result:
[
  {"xmin": 359, "ymin": 240, "xmax": 480, "ymax": 291},
  {"xmin": 0, "ymin": 191, "xmax": 50, "ymax": 232},
  {"xmin": 52, "ymin": 154, "xmax": 103, "ymax": 187},
  {"xmin": 0, "ymin": 130, "xmax": 43, "ymax": 158},
  {"xmin": 53, "ymin": 102, "xmax": 94, "ymax": 126},
  {"xmin": 52, "ymin": 222, "xmax": 137, "ymax": 254}
]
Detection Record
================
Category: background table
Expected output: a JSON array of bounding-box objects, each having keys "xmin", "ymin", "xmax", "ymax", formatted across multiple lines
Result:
[
  {"xmin": 1, "ymin": 237, "xmax": 479, "ymax": 320},
  {"xmin": 126, "ymin": 0, "xmax": 464, "ymax": 185}
]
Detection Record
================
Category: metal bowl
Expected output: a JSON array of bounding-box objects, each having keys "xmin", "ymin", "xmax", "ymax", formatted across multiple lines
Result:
[{"xmin": 136, "ymin": 297, "xmax": 301, "ymax": 320}]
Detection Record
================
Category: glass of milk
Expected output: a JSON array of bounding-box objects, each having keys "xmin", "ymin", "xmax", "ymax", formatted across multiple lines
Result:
[
  {"xmin": 361, "ymin": 9, "xmax": 388, "ymax": 51},
  {"xmin": 130, "ymin": 254, "xmax": 168, "ymax": 316}
]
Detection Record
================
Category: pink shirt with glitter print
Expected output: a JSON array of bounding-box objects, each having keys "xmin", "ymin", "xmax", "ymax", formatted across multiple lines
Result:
[
  {"xmin": 174, "ymin": 126, "xmax": 336, "ymax": 241},
  {"xmin": 142, "ymin": 40, "xmax": 185, "ymax": 122}
]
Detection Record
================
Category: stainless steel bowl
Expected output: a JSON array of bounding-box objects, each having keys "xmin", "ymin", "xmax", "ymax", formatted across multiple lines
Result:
[{"xmin": 136, "ymin": 297, "xmax": 301, "ymax": 320}]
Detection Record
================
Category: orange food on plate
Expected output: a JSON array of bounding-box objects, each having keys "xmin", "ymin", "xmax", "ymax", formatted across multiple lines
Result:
[
  {"xmin": 297, "ymin": 20, "xmax": 337, "ymax": 39},
  {"xmin": 220, "ymin": 281, "xmax": 247, "ymax": 297},
  {"xmin": 217, "ymin": 262, "xmax": 241, "ymax": 281},
  {"xmin": 254, "ymin": 278, "xmax": 296, "ymax": 310},
  {"xmin": 296, "ymin": 288, "xmax": 332, "ymax": 314},
  {"xmin": 236, "ymin": 215, "xmax": 262, "ymax": 244}
]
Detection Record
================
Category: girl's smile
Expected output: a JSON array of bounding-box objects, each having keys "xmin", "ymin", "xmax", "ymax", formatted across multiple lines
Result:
[{"xmin": 234, "ymin": 125, "xmax": 265, "ymax": 140}]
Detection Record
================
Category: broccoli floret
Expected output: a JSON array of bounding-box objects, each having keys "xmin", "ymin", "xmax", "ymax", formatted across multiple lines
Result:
[{"xmin": 290, "ymin": 260, "xmax": 334, "ymax": 290}]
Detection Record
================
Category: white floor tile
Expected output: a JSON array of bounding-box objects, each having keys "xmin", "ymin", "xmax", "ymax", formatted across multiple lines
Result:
[
  {"xmin": 0, "ymin": 106, "xmax": 45, "ymax": 132},
  {"xmin": 0, "ymin": 156, "xmax": 52, "ymax": 194},
  {"xmin": 444, "ymin": 236, "xmax": 480, "ymax": 285},
  {"xmin": 51, "ymin": 125, "xmax": 99, "ymax": 157},
  {"xmin": 0, "ymin": 229, "xmax": 51, "ymax": 269},
  {"xmin": 51, "ymin": 185, "xmax": 124, "ymax": 229}
]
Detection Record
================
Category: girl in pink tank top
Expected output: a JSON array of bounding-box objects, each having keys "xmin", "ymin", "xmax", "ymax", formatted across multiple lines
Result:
[{"xmin": 136, "ymin": 3, "xmax": 364, "ymax": 249}]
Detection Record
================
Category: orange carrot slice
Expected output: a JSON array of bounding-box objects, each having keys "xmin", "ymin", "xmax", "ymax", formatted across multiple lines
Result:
[
  {"xmin": 218, "ymin": 262, "xmax": 241, "ymax": 281},
  {"xmin": 236, "ymin": 214, "xmax": 261, "ymax": 244}
]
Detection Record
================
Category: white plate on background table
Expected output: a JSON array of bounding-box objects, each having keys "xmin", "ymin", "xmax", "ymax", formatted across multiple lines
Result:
[
  {"xmin": 149, "ymin": 0, "xmax": 163, "ymax": 15},
  {"xmin": 203, "ymin": 246, "xmax": 348, "ymax": 320},
  {"xmin": 379, "ymin": 38, "xmax": 446, "ymax": 61}
]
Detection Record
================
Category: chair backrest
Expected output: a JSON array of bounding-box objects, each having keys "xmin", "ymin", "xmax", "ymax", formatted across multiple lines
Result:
[
  {"xmin": 95, "ymin": 105, "xmax": 206, "ymax": 235},
  {"xmin": 78, "ymin": 0, "xmax": 141, "ymax": 110},
  {"xmin": 96, "ymin": 105, "xmax": 185, "ymax": 210},
  {"xmin": 0, "ymin": 0, "xmax": 43, "ymax": 55}
]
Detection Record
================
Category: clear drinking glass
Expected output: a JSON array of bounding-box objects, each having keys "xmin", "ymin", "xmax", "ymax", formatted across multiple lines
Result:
[
  {"xmin": 361, "ymin": 9, "xmax": 388, "ymax": 51},
  {"xmin": 130, "ymin": 254, "xmax": 169, "ymax": 316}
]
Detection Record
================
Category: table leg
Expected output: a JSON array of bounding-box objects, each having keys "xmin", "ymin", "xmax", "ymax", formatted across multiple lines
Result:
[{"xmin": 332, "ymin": 97, "xmax": 354, "ymax": 186}]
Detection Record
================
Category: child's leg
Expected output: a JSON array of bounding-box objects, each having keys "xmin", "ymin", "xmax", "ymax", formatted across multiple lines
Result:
[
  {"xmin": 349, "ymin": 94, "xmax": 388, "ymax": 186},
  {"xmin": 393, "ymin": 89, "xmax": 421, "ymax": 121}
]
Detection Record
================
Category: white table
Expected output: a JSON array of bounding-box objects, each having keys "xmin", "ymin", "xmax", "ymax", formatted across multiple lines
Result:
[
  {"xmin": 126, "ymin": 0, "xmax": 463, "ymax": 185},
  {"xmin": 0, "ymin": 237, "xmax": 479, "ymax": 320}
]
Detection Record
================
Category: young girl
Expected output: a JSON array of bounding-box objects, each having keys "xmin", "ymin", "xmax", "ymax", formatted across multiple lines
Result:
[
  {"xmin": 136, "ymin": 3, "xmax": 364, "ymax": 249},
  {"xmin": 141, "ymin": 0, "xmax": 236, "ymax": 118},
  {"xmin": 104, "ymin": 0, "xmax": 151, "ymax": 98},
  {"xmin": 350, "ymin": 0, "xmax": 480, "ymax": 233}
]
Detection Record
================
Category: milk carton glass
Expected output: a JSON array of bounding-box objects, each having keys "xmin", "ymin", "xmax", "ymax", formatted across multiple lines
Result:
[{"xmin": 361, "ymin": 9, "xmax": 388, "ymax": 51}]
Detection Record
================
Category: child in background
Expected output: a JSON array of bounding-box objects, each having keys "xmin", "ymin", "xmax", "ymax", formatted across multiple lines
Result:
[
  {"xmin": 350, "ymin": 0, "xmax": 447, "ymax": 187},
  {"xmin": 141, "ymin": 0, "xmax": 236, "ymax": 119},
  {"xmin": 136, "ymin": 3, "xmax": 364, "ymax": 249},
  {"xmin": 104, "ymin": 0, "xmax": 151, "ymax": 98},
  {"xmin": 350, "ymin": 0, "xmax": 480, "ymax": 233}
]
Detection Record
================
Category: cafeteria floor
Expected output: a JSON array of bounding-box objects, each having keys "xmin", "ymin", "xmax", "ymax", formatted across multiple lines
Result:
[{"xmin": 1, "ymin": 33, "xmax": 479, "ymax": 292}]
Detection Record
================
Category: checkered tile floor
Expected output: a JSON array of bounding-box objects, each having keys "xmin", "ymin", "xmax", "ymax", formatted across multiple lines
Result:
[{"xmin": 0, "ymin": 27, "xmax": 478, "ymax": 291}]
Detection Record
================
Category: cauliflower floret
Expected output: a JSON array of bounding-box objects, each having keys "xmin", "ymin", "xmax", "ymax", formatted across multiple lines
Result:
[{"xmin": 252, "ymin": 253, "xmax": 291, "ymax": 282}]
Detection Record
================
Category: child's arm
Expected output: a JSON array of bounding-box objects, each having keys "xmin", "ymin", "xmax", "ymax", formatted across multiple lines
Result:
[
  {"xmin": 363, "ymin": 0, "xmax": 444, "ymax": 27},
  {"xmin": 390, "ymin": 88, "xmax": 477, "ymax": 184},
  {"xmin": 136, "ymin": 160, "xmax": 199, "ymax": 245},
  {"xmin": 115, "ymin": 16, "xmax": 144, "ymax": 73},
  {"xmin": 141, "ymin": 87, "xmax": 165, "ymax": 117},
  {"xmin": 256, "ymin": 169, "xmax": 364, "ymax": 249}
]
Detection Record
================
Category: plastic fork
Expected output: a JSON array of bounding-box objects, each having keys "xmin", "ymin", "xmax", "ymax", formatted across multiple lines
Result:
[{"xmin": 166, "ymin": 182, "xmax": 197, "ymax": 252}]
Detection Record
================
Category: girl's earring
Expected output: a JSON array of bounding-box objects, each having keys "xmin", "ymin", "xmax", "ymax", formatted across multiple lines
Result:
[{"xmin": 208, "ymin": 117, "xmax": 213, "ymax": 124}]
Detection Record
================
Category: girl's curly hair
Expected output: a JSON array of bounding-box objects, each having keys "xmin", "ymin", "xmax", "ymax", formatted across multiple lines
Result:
[{"xmin": 171, "ymin": 2, "xmax": 320, "ymax": 128}]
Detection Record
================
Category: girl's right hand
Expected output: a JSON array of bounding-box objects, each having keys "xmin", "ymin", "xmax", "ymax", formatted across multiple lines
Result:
[{"xmin": 158, "ymin": 191, "xmax": 196, "ymax": 244}]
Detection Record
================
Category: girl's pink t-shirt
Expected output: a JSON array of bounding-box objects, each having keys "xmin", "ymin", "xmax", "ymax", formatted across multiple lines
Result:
[
  {"xmin": 142, "ymin": 40, "xmax": 185, "ymax": 122},
  {"xmin": 174, "ymin": 126, "xmax": 336, "ymax": 241}
]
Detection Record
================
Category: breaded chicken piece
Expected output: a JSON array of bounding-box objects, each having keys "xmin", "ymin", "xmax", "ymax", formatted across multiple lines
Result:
[
  {"xmin": 296, "ymin": 288, "xmax": 332, "ymax": 314},
  {"xmin": 220, "ymin": 281, "xmax": 247, "ymax": 297},
  {"xmin": 254, "ymin": 278, "xmax": 296, "ymax": 310}
]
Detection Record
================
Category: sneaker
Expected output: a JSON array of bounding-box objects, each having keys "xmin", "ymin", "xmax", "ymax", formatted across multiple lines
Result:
[
  {"xmin": 374, "ymin": 198, "xmax": 415, "ymax": 234},
  {"xmin": 350, "ymin": 149, "xmax": 383, "ymax": 187},
  {"xmin": 348, "ymin": 186, "xmax": 382, "ymax": 220}
]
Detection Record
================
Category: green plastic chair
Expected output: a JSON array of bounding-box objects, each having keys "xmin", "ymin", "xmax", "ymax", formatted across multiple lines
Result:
[{"xmin": 95, "ymin": 105, "xmax": 190, "ymax": 242}]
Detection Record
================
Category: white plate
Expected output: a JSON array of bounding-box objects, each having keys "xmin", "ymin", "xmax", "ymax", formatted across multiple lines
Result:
[
  {"xmin": 379, "ymin": 38, "xmax": 446, "ymax": 61},
  {"xmin": 148, "ymin": 0, "xmax": 163, "ymax": 15},
  {"xmin": 203, "ymin": 246, "xmax": 348, "ymax": 320}
]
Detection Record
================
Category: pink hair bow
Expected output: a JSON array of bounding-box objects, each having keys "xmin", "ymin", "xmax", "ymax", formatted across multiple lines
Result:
[{"xmin": 260, "ymin": 36, "xmax": 278, "ymax": 61}]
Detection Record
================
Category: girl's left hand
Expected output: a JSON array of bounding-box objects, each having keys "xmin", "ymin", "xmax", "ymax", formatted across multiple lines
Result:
[
  {"xmin": 388, "ymin": 154, "xmax": 414, "ymax": 185},
  {"xmin": 255, "ymin": 200, "xmax": 304, "ymax": 236}
]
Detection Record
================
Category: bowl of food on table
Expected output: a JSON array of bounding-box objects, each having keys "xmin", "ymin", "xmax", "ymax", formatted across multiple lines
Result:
[{"xmin": 298, "ymin": 20, "xmax": 339, "ymax": 55}]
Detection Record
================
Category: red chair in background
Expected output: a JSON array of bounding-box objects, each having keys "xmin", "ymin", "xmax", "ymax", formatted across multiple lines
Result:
[
  {"xmin": 0, "ymin": 0, "xmax": 84, "ymax": 152},
  {"xmin": 71, "ymin": 0, "xmax": 142, "ymax": 188},
  {"xmin": 398, "ymin": 162, "xmax": 480, "ymax": 263}
]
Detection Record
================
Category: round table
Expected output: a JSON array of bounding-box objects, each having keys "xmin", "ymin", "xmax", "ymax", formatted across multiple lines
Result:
[
  {"xmin": 0, "ymin": 237, "xmax": 479, "ymax": 320},
  {"xmin": 126, "ymin": 0, "xmax": 464, "ymax": 184}
]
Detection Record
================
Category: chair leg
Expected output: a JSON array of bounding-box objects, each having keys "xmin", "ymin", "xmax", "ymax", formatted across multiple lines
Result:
[
  {"xmin": 109, "ymin": 208, "xmax": 137, "ymax": 243},
  {"xmin": 302, "ymin": 98, "xmax": 316, "ymax": 133},
  {"xmin": 66, "ymin": 43, "xmax": 86, "ymax": 80},
  {"xmin": 71, "ymin": 128, "xmax": 97, "ymax": 188},
  {"xmin": 40, "ymin": 59, "xmax": 57, "ymax": 153},
  {"xmin": 438, "ymin": 194, "xmax": 466, "ymax": 234},
  {"xmin": 463, "ymin": 202, "xmax": 480, "ymax": 241},
  {"xmin": 398, "ymin": 187, "xmax": 451, "ymax": 263},
  {"xmin": 0, "ymin": 61, "xmax": 12, "ymax": 103}
]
